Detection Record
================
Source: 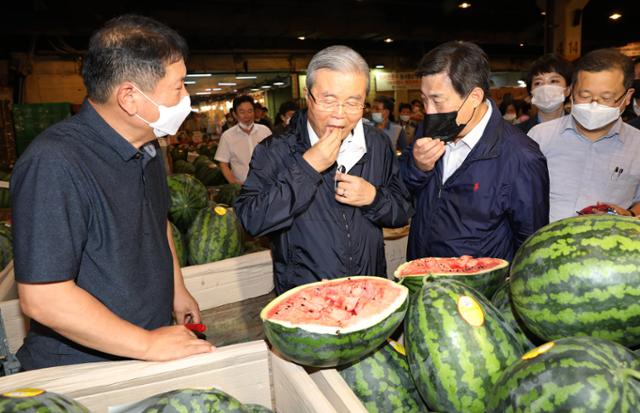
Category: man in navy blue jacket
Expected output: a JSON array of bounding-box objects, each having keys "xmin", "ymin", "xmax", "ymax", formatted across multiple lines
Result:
[
  {"xmin": 400, "ymin": 41, "xmax": 549, "ymax": 262},
  {"xmin": 236, "ymin": 45, "xmax": 412, "ymax": 294}
]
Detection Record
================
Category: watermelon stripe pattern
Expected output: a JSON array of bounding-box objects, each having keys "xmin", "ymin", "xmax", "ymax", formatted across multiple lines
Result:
[
  {"xmin": 338, "ymin": 342, "xmax": 430, "ymax": 413},
  {"xmin": 169, "ymin": 222, "xmax": 186, "ymax": 267},
  {"xmin": 123, "ymin": 388, "xmax": 247, "ymax": 412},
  {"xmin": 0, "ymin": 390, "xmax": 90, "ymax": 412},
  {"xmin": 405, "ymin": 279, "xmax": 524, "ymax": 413},
  {"xmin": 167, "ymin": 174, "xmax": 209, "ymax": 233},
  {"xmin": 488, "ymin": 336, "xmax": 640, "ymax": 412},
  {"xmin": 510, "ymin": 215, "xmax": 640, "ymax": 347},
  {"xmin": 490, "ymin": 282, "xmax": 535, "ymax": 351},
  {"xmin": 187, "ymin": 206, "xmax": 244, "ymax": 265}
]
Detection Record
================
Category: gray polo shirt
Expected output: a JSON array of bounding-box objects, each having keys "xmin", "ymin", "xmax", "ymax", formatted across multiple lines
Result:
[
  {"xmin": 529, "ymin": 115, "xmax": 640, "ymax": 222},
  {"xmin": 11, "ymin": 100, "xmax": 174, "ymax": 370}
]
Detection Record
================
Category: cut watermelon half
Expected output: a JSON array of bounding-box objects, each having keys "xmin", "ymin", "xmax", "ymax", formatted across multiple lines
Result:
[
  {"xmin": 394, "ymin": 256, "xmax": 509, "ymax": 298},
  {"xmin": 261, "ymin": 276, "xmax": 408, "ymax": 368}
]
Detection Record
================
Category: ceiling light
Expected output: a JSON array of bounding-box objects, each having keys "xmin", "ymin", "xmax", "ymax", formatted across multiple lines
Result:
[
  {"xmin": 236, "ymin": 75, "xmax": 257, "ymax": 79},
  {"xmin": 519, "ymin": 43, "xmax": 524, "ymax": 47},
  {"xmin": 186, "ymin": 73, "xmax": 212, "ymax": 78},
  {"xmin": 540, "ymin": 11, "xmax": 546, "ymax": 16},
  {"xmin": 196, "ymin": 92, "xmax": 211, "ymax": 95},
  {"xmin": 273, "ymin": 82, "xmax": 285, "ymax": 86},
  {"xmin": 609, "ymin": 12, "xmax": 622, "ymax": 20},
  {"xmin": 297, "ymin": 36, "xmax": 306, "ymax": 40},
  {"xmin": 233, "ymin": 89, "xmax": 238, "ymax": 92},
  {"xmin": 218, "ymin": 82, "xmax": 237, "ymax": 86},
  {"xmin": 384, "ymin": 38, "xmax": 393, "ymax": 43},
  {"xmin": 251, "ymin": 88, "xmax": 260, "ymax": 91},
  {"xmin": 184, "ymin": 80, "xmax": 196, "ymax": 85},
  {"xmin": 458, "ymin": 2, "xmax": 471, "ymax": 9},
  {"xmin": 375, "ymin": 64, "xmax": 385, "ymax": 69},
  {"xmin": 212, "ymin": 88, "xmax": 222, "ymax": 91},
  {"xmin": 261, "ymin": 85, "xmax": 271, "ymax": 89}
]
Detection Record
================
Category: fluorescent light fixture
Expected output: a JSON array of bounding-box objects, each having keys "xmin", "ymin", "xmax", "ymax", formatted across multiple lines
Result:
[
  {"xmin": 236, "ymin": 75, "xmax": 257, "ymax": 79},
  {"xmin": 458, "ymin": 2, "xmax": 471, "ymax": 9},
  {"xmin": 212, "ymin": 88, "xmax": 222, "ymax": 91},
  {"xmin": 609, "ymin": 12, "xmax": 622, "ymax": 20},
  {"xmin": 251, "ymin": 88, "xmax": 260, "ymax": 91},
  {"xmin": 261, "ymin": 85, "xmax": 271, "ymax": 89},
  {"xmin": 384, "ymin": 38, "xmax": 393, "ymax": 43},
  {"xmin": 218, "ymin": 82, "xmax": 237, "ymax": 86},
  {"xmin": 375, "ymin": 65, "xmax": 385, "ymax": 69},
  {"xmin": 184, "ymin": 80, "xmax": 196, "ymax": 85},
  {"xmin": 298, "ymin": 36, "xmax": 306, "ymax": 40},
  {"xmin": 186, "ymin": 73, "xmax": 212, "ymax": 78},
  {"xmin": 273, "ymin": 82, "xmax": 285, "ymax": 86},
  {"xmin": 540, "ymin": 11, "xmax": 546, "ymax": 16},
  {"xmin": 519, "ymin": 43, "xmax": 524, "ymax": 47},
  {"xmin": 196, "ymin": 92, "xmax": 211, "ymax": 95}
]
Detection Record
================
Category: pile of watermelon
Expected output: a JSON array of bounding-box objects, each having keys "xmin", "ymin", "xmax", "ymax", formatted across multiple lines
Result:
[
  {"xmin": 0, "ymin": 223, "xmax": 12, "ymax": 270},
  {"xmin": 261, "ymin": 214, "xmax": 640, "ymax": 413},
  {"xmin": 167, "ymin": 174, "xmax": 245, "ymax": 267}
]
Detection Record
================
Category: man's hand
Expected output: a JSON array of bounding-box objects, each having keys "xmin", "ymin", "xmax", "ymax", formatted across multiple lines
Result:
[
  {"xmin": 303, "ymin": 127, "xmax": 344, "ymax": 173},
  {"xmin": 335, "ymin": 171, "xmax": 376, "ymax": 207},
  {"xmin": 413, "ymin": 137, "xmax": 445, "ymax": 172},
  {"xmin": 598, "ymin": 202, "xmax": 636, "ymax": 217},
  {"xmin": 142, "ymin": 325, "xmax": 214, "ymax": 361},
  {"xmin": 173, "ymin": 283, "xmax": 201, "ymax": 325}
]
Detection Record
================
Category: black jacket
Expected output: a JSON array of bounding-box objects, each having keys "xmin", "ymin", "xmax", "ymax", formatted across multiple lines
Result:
[
  {"xmin": 401, "ymin": 100, "xmax": 549, "ymax": 262},
  {"xmin": 235, "ymin": 110, "xmax": 413, "ymax": 294}
]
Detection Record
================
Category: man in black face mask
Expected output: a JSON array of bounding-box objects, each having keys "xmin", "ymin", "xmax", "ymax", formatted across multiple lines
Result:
[{"xmin": 399, "ymin": 41, "xmax": 550, "ymax": 262}]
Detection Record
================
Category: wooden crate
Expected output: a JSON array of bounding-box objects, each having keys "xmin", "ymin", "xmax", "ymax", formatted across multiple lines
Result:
[
  {"xmin": 0, "ymin": 340, "xmax": 338, "ymax": 413},
  {"xmin": 308, "ymin": 368, "xmax": 368, "ymax": 413}
]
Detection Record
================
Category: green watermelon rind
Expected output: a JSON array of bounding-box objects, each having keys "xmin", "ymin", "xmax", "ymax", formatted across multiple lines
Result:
[
  {"xmin": 262, "ymin": 276, "xmax": 409, "ymax": 368},
  {"xmin": 167, "ymin": 174, "xmax": 209, "ymax": 234},
  {"xmin": 487, "ymin": 336, "xmax": 640, "ymax": 413},
  {"xmin": 187, "ymin": 206, "xmax": 244, "ymax": 265},
  {"xmin": 0, "ymin": 390, "xmax": 90, "ymax": 413},
  {"xmin": 405, "ymin": 278, "xmax": 525, "ymax": 413},
  {"xmin": 490, "ymin": 281, "xmax": 535, "ymax": 351},
  {"xmin": 510, "ymin": 215, "xmax": 640, "ymax": 348},
  {"xmin": 126, "ymin": 388, "xmax": 246, "ymax": 413},
  {"xmin": 169, "ymin": 222, "xmax": 187, "ymax": 268},
  {"xmin": 395, "ymin": 257, "xmax": 509, "ymax": 299}
]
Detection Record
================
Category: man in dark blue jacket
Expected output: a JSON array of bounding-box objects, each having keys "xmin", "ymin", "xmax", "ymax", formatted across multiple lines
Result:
[
  {"xmin": 236, "ymin": 45, "xmax": 412, "ymax": 294},
  {"xmin": 400, "ymin": 41, "xmax": 549, "ymax": 262}
]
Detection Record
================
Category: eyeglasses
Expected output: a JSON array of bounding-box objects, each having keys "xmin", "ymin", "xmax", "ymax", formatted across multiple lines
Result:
[
  {"xmin": 573, "ymin": 90, "xmax": 628, "ymax": 107},
  {"xmin": 308, "ymin": 91, "xmax": 365, "ymax": 114}
]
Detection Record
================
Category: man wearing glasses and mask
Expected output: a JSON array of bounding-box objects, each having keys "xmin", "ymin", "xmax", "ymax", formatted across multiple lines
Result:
[
  {"xmin": 235, "ymin": 45, "xmax": 412, "ymax": 295},
  {"xmin": 528, "ymin": 49, "xmax": 640, "ymax": 222},
  {"xmin": 400, "ymin": 41, "xmax": 549, "ymax": 263}
]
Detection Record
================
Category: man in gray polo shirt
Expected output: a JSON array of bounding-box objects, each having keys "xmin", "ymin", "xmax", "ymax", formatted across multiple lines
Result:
[
  {"xmin": 529, "ymin": 48, "xmax": 640, "ymax": 222},
  {"xmin": 11, "ymin": 15, "xmax": 213, "ymax": 370}
]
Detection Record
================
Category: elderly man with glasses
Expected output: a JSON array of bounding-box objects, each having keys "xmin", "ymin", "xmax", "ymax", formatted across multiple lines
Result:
[
  {"xmin": 235, "ymin": 45, "xmax": 412, "ymax": 294},
  {"xmin": 528, "ymin": 48, "xmax": 640, "ymax": 222}
]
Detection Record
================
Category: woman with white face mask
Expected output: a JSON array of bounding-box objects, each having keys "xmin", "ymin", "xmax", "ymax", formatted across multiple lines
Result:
[{"xmin": 518, "ymin": 54, "xmax": 573, "ymax": 134}]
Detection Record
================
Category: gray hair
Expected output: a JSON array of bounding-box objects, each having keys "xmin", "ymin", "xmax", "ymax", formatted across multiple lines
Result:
[{"xmin": 306, "ymin": 45, "xmax": 370, "ymax": 95}]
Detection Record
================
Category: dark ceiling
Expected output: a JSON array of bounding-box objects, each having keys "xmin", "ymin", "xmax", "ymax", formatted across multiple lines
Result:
[{"xmin": 0, "ymin": 0, "xmax": 637, "ymax": 62}]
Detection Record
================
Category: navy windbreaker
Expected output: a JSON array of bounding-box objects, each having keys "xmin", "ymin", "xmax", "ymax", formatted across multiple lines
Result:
[
  {"xmin": 400, "ymin": 100, "xmax": 549, "ymax": 262},
  {"xmin": 235, "ymin": 110, "xmax": 413, "ymax": 294}
]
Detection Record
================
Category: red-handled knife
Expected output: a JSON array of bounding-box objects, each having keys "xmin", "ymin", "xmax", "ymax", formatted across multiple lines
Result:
[{"xmin": 185, "ymin": 323, "xmax": 207, "ymax": 333}]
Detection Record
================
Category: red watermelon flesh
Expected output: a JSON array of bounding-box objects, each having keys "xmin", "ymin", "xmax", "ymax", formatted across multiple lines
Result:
[
  {"xmin": 396, "ymin": 256, "xmax": 505, "ymax": 276},
  {"xmin": 266, "ymin": 277, "xmax": 403, "ymax": 329}
]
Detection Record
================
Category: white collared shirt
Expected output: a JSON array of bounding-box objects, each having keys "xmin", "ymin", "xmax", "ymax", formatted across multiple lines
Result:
[
  {"xmin": 307, "ymin": 119, "xmax": 367, "ymax": 173},
  {"xmin": 214, "ymin": 123, "xmax": 272, "ymax": 183},
  {"xmin": 442, "ymin": 101, "xmax": 492, "ymax": 183}
]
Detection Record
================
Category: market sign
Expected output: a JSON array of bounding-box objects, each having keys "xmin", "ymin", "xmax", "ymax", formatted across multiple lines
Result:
[{"xmin": 375, "ymin": 71, "xmax": 421, "ymax": 92}]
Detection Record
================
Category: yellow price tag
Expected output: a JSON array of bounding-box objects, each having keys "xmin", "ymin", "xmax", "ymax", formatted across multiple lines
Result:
[
  {"xmin": 2, "ymin": 388, "xmax": 45, "ymax": 398},
  {"xmin": 457, "ymin": 295, "xmax": 485, "ymax": 327},
  {"xmin": 214, "ymin": 206, "xmax": 227, "ymax": 216},
  {"xmin": 522, "ymin": 342, "xmax": 555, "ymax": 360}
]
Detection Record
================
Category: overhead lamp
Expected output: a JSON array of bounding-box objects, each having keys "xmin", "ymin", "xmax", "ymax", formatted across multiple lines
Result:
[
  {"xmin": 261, "ymin": 85, "xmax": 271, "ymax": 89},
  {"xmin": 218, "ymin": 82, "xmax": 237, "ymax": 86},
  {"xmin": 236, "ymin": 75, "xmax": 257, "ymax": 79},
  {"xmin": 273, "ymin": 82, "xmax": 285, "ymax": 86},
  {"xmin": 384, "ymin": 38, "xmax": 393, "ymax": 43},
  {"xmin": 184, "ymin": 80, "xmax": 196, "ymax": 85},
  {"xmin": 609, "ymin": 12, "xmax": 622, "ymax": 20},
  {"xmin": 212, "ymin": 88, "xmax": 222, "ymax": 91},
  {"xmin": 458, "ymin": 2, "xmax": 471, "ymax": 9},
  {"xmin": 196, "ymin": 92, "xmax": 212, "ymax": 95},
  {"xmin": 297, "ymin": 36, "xmax": 306, "ymax": 40},
  {"xmin": 519, "ymin": 43, "xmax": 524, "ymax": 47},
  {"xmin": 375, "ymin": 64, "xmax": 385, "ymax": 69},
  {"xmin": 540, "ymin": 11, "xmax": 546, "ymax": 16},
  {"xmin": 186, "ymin": 73, "xmax": 212, "ymax": 78}
]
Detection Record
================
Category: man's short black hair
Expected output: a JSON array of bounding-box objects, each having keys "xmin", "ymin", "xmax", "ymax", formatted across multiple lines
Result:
[
  {"xmin": 525, "ymin": 54, "xmax": 573, "ymax": 93},
  {"xmin": 573, "ymin": 48, "xmax": 634, "ymax": 90},
  {"xmin": 399, "ymin": 103, "xmax": 412, "ymax": 112},
  {"xmin": 416, "ymin": 40, "xmax": 490, "ymax": 99},
  {"xmin": 82, "ymin": 14, "xmax": 188, "ymax": 103},
  {"xmin": 373, "ymin": 95, "xmax": 394, "ymax": 113},
  {"xmin": 233, "ymin": 95, "xmax": 255, "ymax": 112}
]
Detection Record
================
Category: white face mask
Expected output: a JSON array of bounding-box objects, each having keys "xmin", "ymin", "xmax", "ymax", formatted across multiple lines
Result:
[
  {"xmin": 399, "ymin": 115, "xmax": 411, "ymax": 122},
  {"xmin": 503, "ymin": 113, "xmax": 516, "ymax": 122},
  {"xmin": 238, "ymin": 121, "xmax": 254, "ymax": 130},
  {"xmin": 571, "ymin": 99, "xmax": 623, "ymax": 131},
  {"xmin": 134, "ymin": 86, "xmax": 192, "ymax": 138},
  {"xmin": 371, "ymin": 112, "xmax": 384, "ymax": 124},
  {"xmin": 531, "ymin": 85, "xmax": 566, "ymax": 113},
  {"xmin": 634, "ymin": 99, "xmax": 640, "ymax": 117}
]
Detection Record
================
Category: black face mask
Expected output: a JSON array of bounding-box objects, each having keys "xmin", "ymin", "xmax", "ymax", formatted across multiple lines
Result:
[{"xmin": 421, "ymin": 93, "xmax": 476, "ymax": 143}]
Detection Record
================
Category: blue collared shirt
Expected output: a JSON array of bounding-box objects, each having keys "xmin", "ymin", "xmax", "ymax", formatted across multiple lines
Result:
[{"xmin": 528, "ymin": 114, "xmax": 640, "ymax": 222}]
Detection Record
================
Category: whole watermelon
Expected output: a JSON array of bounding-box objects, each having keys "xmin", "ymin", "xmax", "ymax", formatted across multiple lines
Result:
[
  {"xmin": 167, "ymin": 174, "xmax": 209, "ymax": 233},
  {"xmin": 172, "ymin": 159, "xmax": 195, "ymax": 175},
  {"xmin": 490, "ymin": 281, "xmax": 535, "ymax": 351},
  {"xmin": 187, "ymin": 205, "xmax": 244, "ymax": 265},
  {"xmin": 215, "ymin": 184, "xmax": 242, "ymax": 207},
  {"xmin": 122, "ymin": 388, "xmax": 247, "ymax": 413},
  {"xmin": 0, "ymin": 389, "xmax": 89, "ymax": 412},
  {"xmin": 242, "ymin": 404, "xmax": 274, "ymax": 413},
  {"xmin": 510, "ymin": 215, "xmax": 640, "ymax": 347},
  {"xmin": 169, "ymin": 221, "xmax": 187, "ymax": 267},
  {"xmin": 0, "ymin": 170, "xmax": 11, "ymax": 209},
  {"xmin": 338, "ymin": 340, "xmax": 429, "ymax": 413},
  {"xmin": 0, "ymin": 223, "xmax": 12, "ymax": 270},
  {"xmin": 196, "ymin": 162, "xmax": 226, "ymax": 186},
  {"xmin": 405, "ymin": 278, "xmax": 525, "ymax": 413},
  {"xmin": 488, "ymin": 336, "xmax": 640, "ymax": 412}
]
